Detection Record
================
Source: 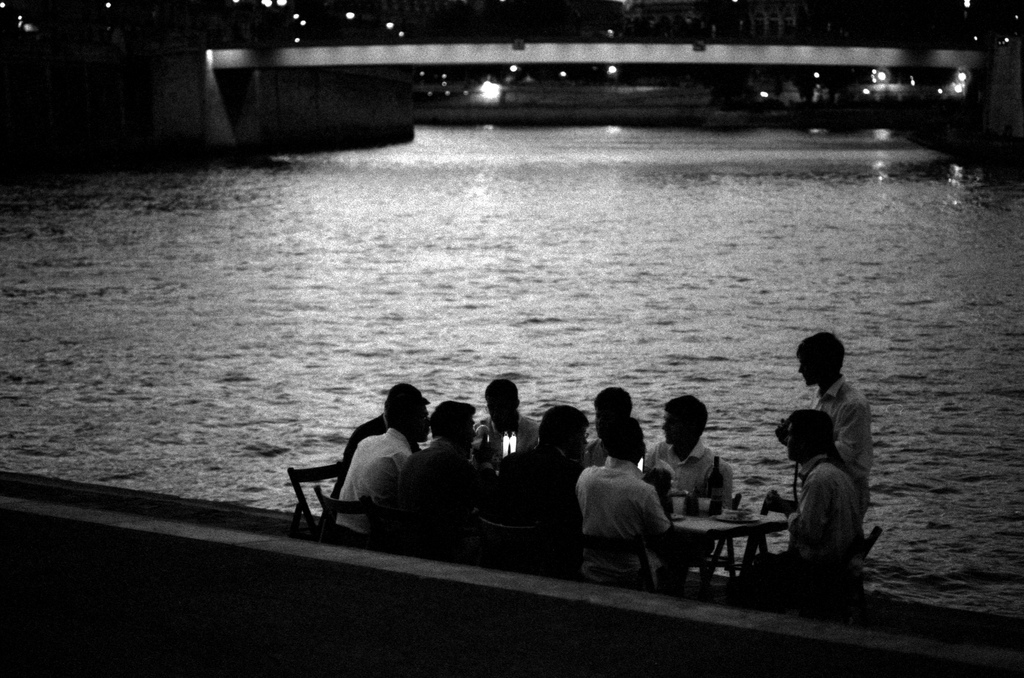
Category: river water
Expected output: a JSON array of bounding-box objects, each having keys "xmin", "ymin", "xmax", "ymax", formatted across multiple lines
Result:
[{"xmin": 2, "ymin": 126, "xmax": 1023, "ymax": 619}]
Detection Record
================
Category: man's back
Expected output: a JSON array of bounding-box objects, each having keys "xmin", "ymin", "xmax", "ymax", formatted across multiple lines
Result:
[
  {"xmin": 337, "ymin": 429, "xmax": 412, "ymax": 534},
  {"xmin": 498, "ymin": 443, "xmax": 582, "ymax": 527},
  {"xmin": 814, "ymin": 376, "xmax": 872, "ymax": 515},
  {"xmin": 576, "ymin": 458, "xmax": 671, "ymax": 585}
]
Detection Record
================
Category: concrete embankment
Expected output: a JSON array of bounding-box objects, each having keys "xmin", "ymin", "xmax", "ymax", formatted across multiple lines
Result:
[{"xmin": 1, "ymin": 472, "xmax": 1022, "ymax": 678}]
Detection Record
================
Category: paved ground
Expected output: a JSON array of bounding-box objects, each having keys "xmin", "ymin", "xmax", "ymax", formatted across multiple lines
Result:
[{"xmin": 2, "ymin": 472, "xmax": 1022, "ymax": 678}]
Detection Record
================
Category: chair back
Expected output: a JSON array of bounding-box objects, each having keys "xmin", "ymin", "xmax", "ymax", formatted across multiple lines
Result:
[
  {"xmin": 478, "ymin": 516, "xmax": 544, "ymax": 575},
  {"xmin": 360, "ymin": 496, "xmax": 425, "ymax": 557},
  {"xmin": 313, "ymin": 485, "xmax": 368, "ymax": 546},
  {"xmin": 580, "ymin": 534, "xmax": 656, "ymax": 592},
  {"xmin": 286, "ymin": 462, "xmax": 343, "ymax": 539}
]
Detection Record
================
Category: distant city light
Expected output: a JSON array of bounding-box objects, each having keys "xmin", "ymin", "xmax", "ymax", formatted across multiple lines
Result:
[
  {"xmin": 877, "ymin": 72, "xmax": 887, "ymax": 82},
  {"xmin": 938, "ymin": 88, "xmax": 944, "ymax": 94},
  {"xmin": 910, "ymin": 76, "xmax": 916, "ymax": 86},
  {"xmin": 510, "ymin": 65, "xmax": 519, "ymax": 73},
  {"xmin": 963, "ymin": 0, "xmax": 970, "ymax": 8},
  {"xmin": 862, "ymin": 88, "xmax": 871, "ymax": 95},
  {"xmin": 346, "ymin": 12, "xmax": 355, "ymax": 20},
  {"xmin": 760, "ymin": 91, "xmax": 769, "ymax": 98},
  {"xmin": 559, "ymin": 71, "xmax": 567, "ymax": 78},
  {"xmin": 293, "ymin": 14, "xmax": 299, "ymax": 19},
  {"xmin": 607, "ymin": 65, "xmax": 618, "ymax": 75},
  {"xmin": 398, "ymin": 32, "xmax": 404, "ymax": 37},
  {"xmin": 813, "ymin": 72, "xmax": 820, "ymax": 79},
  {"xmin": 953, "ymin": 84, "xmax": 964, "ymax": 93},
  {"xmin": 480, "ymin": 81, "xmax": 501, "ymax": 100},
  {"xmin": 261, "ymin": 0, "xmax": 272, "ymax": 7},
  {"xmin": 105, "ymin": 2, "xmax": 111, "ymax": 8},
  {"xmin": 386, "ymin": 22, "xmax": 395, "ymax": 30},
  {"xmin": 957, "ymin": 71, "xmax": 968, "ymax": 83},
  {"xmin": 276, "ymin": 0, "xmax": 288, "ymax": 6},
  {"xmin": 606, "ymin": 30, "xmax": 615, "ymax": 38},
  {"xmin": 294, "ymin": 37, "xmax": 300, "ymax": 43}
]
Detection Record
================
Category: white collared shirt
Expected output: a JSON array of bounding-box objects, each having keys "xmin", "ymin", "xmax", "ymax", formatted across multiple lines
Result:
[
  {"xmin": 645, "ymin": 438, "xmax": 734, "ymax": 505},
  {"xmin": 813, "ymin": 376, "xmax": 873, "ymax": 482},
  {"xmin": 788, "ymin": 455, "xmax": 863, "ymax": 564},
  {"xmin": 576, "ymin": 457, "xmax": 671, "ymax": 586},
  {"xmin": 336, "ymin": 428, "xmax": 413, "ymax": 534}
]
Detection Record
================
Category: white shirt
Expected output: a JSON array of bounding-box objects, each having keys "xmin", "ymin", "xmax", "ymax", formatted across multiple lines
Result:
[
  {"xmin": 576, "ymin": 457, "xmax": 671, "ymax": 586},
  {"xmin": 336, "ymin": 428, "xmax": 414, "ymax": 534},
  {"xmin": 814, "ymin": 376, "xmax": 872, "ymax": 515},
  {"xmin": 478, "ymin": 414, "xmax": 540, "ymax": 461},
  {"xmin": 645, "ymin": 438, "xmax": 734, "ymax": 506},
  {"xmin": 788, "ymin": 455, "xmax": 864, "ymax": 564}
]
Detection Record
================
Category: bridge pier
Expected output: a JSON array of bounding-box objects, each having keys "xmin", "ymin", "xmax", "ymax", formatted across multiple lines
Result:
[{"xmin": 151, "ymin": 51, "xmax": 413, "ymax": 155}]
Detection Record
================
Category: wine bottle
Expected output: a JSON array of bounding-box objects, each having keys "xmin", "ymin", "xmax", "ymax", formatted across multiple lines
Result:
[{"xmin": 708, "ymin": 456, "xmax": 724, "ymax": 516}]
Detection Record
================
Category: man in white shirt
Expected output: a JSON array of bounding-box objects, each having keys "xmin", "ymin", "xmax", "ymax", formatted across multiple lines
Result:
[
  {"xmin": 646, "ymin": 395, "xmax": 733, "ymax": 512},
  {"xmin": 335, "ymin": 392, "xmax": 430, "ymax": 534},
  {"xmin": 782, "ymin": 332, "xmax": 873, "ymax": 517},
  {"xmin": 752, "ymin": 410, "xmax": 864, "ymax": 616},
  {"xmin": 577, "ymin": 418, "xmax": 671, "ymax": 587}
]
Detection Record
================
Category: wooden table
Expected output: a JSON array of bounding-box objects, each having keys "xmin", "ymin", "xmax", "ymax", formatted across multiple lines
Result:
[{"xmin": 670, "ymin": 513, "xmax": 789, "ymax": 600}]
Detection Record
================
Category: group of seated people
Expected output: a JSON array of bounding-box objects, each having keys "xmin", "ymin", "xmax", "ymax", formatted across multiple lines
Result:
[{"xmin": 324, "ymin": 370, "xmax": 866, "ymax": 612}]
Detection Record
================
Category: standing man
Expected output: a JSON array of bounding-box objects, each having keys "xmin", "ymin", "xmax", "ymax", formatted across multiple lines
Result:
[
  {"xmin": 782, "ymin": 332, "xmax": 873, "ymax": 517},
  {"xmin": 581, "ymin": 387, "xmax": 636, "ymax": 468},
  {"xmin": 476, "ymin": 379, "xmax": 541, "ymax": 465},
  {"xmin": 646, "ymin": 395, "xmax": 734, "ymax": 512},
  {"xmin": 335, "ymin": 391, "xmax": 430, "ymax": 535}
]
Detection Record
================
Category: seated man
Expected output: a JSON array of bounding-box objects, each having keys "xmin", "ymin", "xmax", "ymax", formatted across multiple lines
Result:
[
  {"xmin": 332, "ymin": 383, "xmax": 428, "ymax": 495},
  {"xmin": 496, "ymin": 405, "xmax": 588, "ymax": 578},
  {"xmin": 397, "ymin": 401, "xmax": 487, "ymax": 563},
  {"xmin": 646, "ymin": 395, "xmax": 734, "ymax": 513},
  {"xmin": 576, "ymin": 418, "xmax": 672, "ymax": 588},
  {"xmin": 747, "ymin": 410, "xmax": 864, "ymax": 616},
  {"xmin": 476, "ymin": 379, "xmax": 540, "ymax": 465},
  {"xmin": 335, "ymin": 391, "xmax": 430, "ymax": 535},
  {"xmin": 581, "ymin": 387, "xmax": 637, "ymax": 469}
]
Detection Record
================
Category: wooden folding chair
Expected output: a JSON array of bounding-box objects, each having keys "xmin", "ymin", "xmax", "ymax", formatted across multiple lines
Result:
[
  {"xmin": 581, "ymin": 534, "xmax": 656, "ymax": 592},
  {"xmin": 312, "ymin": 485, "xmax": 368, "ymax": 547},
  {"xmin": 478, "ymin": 516, "xmax": 544, "ymax": 575},
  {"xmin": 845, "ymin": 525, "xmax": 883, "ymax": 624},
  {"xmin": 286, "ymin": 462, "xmax": 343, "ymax": 539},
  {"xmin": 360, "ymin": 496, "xmax": 426, "ymax": 557}
]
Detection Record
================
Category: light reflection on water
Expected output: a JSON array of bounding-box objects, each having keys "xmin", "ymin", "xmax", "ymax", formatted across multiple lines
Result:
[{"xmin": 2, "ymin": 127, "xmax": 1023, "ymax": 618}]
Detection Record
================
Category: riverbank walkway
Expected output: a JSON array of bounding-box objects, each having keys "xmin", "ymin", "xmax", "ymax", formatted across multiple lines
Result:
[{"xmin": 2, "ymin": 471, "xmax": 1022, "ymax": 677}]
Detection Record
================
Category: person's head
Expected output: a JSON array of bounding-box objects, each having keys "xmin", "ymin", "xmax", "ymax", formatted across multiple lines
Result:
[
  {"xmin": 797, "ymin": 332, "xmax": 845, "ymax": 388},
  {"xmin": 485, "ymin": 378, "xmax": 520, "ymax": 431},
  {"xmin": 594, "ymin": 387, "xmax": 632, "ymax": 441},
  {"xmin": 662, "ymin": 395, "xmax": 707, "ymax": 456},
  {"xmin": 603, "ymin": 417, "xmax": 645, "ymax": 465},
  {"xmin": 385, "ymin": 383, "xmax": 428, "ymax": 409},
  {"xmin": 538, "ymin": 405, "xmax": 589, "ymax": 461},
  {"xmin": 783, "ymin": 409, "xmax": 839, "ymax": 464},
  {"xmin": 429, "ymin": 401, "xmax": 477, "ymax": 454},
  {"xmin": 384, "ymin": 392, "xmax": 430, "ymax": 444}
]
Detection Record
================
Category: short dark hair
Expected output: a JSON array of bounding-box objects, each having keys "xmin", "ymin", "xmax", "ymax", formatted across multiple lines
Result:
[
  {"xmin": 429, "ymin": 401, "xmax": 476, "ymax": 441},
  {"xmin": 385, "ymin": 383, "xmax": 428, "ymax": 406},
  {"xmin": 538, "ymin": 405, "xmax": 589, "ymax": 448},
  {"xmin": 797, "ymin": 332, "xmax": 845, "ymax": 373},
  {"xmin": 594, "ymin": 387, "xmax": 632, "ymax": 417},
  {"xmin": 384, "ymin": 392, "xmax": 426, "ymax": 429},
  {"xmin": 787, "ymin": 409, "xmax": 840, "ymax": 462},
  {"xmin": 603, "ymin": 418, "xmax": 645, "ymax": 463},
  {"xmin": 664, "ymin": 395, "xmax": 708, "ymax": 434},
  {"xmin": 485, "ymin": 379, "xmax": 519, "ymax": 403}
]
